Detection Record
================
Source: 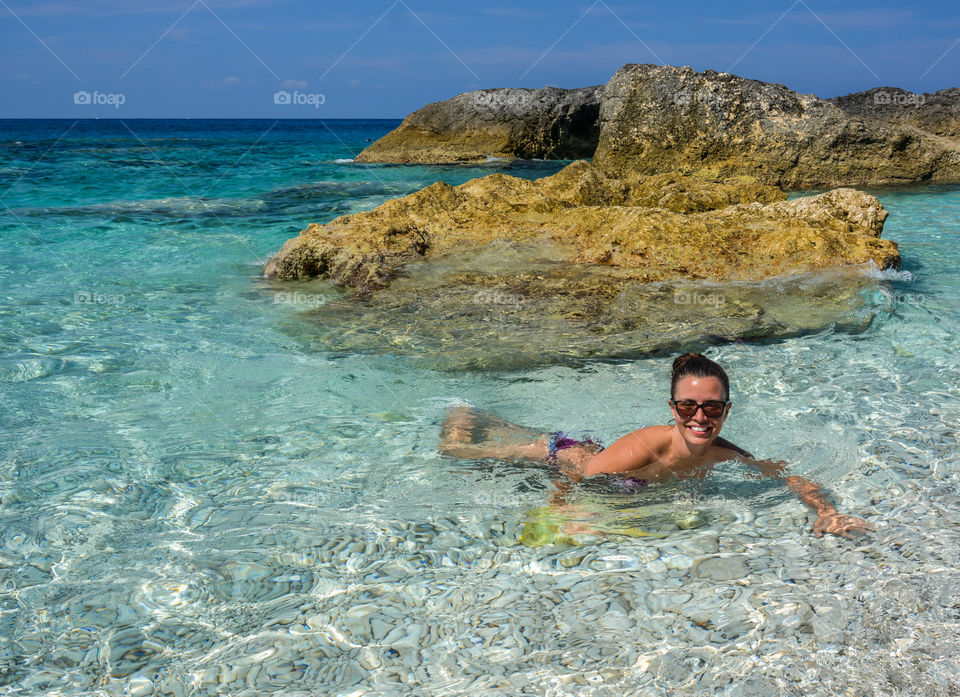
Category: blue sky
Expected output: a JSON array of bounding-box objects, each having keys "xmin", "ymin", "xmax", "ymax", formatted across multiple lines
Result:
[{"xmin": 2, "ymin": 0, "xmax": 959, "ymax": 118}]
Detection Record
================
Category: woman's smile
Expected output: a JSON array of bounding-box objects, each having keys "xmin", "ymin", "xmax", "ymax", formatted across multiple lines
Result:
[{"xmin": 686, "ymin": 422, "xmax": 712, "ymax": 437}]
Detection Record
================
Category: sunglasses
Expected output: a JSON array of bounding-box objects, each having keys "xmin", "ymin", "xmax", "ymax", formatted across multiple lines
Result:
[{"xmin": 671, "ymin": 399, "xmax": 729, "ymax": 418}]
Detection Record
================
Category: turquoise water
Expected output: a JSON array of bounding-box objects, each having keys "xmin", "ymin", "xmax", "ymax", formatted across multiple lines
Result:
[{"xmin": 2, "ymin": 120, "xmax": 959, "ymax": 695}]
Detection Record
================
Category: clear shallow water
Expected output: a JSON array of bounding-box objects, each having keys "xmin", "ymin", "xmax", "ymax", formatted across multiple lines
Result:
[{"xmin": 1, "ymin": 120, "xmax": 959, "ymax": 695}]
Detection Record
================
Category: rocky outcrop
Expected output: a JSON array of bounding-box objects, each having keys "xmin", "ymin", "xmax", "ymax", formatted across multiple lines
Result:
[
  {"xmin": 264, "ymin": 158, "xmax": 902, "ymax": 369},
  {"xmin": 354, "ymin": 86, "xmax": 601, "ymax": 163},
  {"xmin": 830, "ymin": 87, "xmax": 960, "ymax": 143},
  {"xmin": 356, "ymin": 64, "xmax": 960, "ymax": 188},
  {"xmin": 268, "ymin": 66, "xmax": 938, "ymax": 367},
  {"xmin": 265, "ymin": 176, "xmax": 897, "ymax": 369},
  {"xmin": 594, "ymin": 65, "xmax": 960, "ymax": 188},
  {"xmin": 264, "ymin": 160, "xmax": 897, "ymax": 291},
  {"xmin": 534, "ymin": 161, "xmax": 786, "ymax": 212}
]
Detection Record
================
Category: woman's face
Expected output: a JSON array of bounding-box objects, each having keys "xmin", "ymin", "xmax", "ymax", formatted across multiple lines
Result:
[{"xmin": 669, "ymin": 375, "xmax": 730, "ymax": 446}]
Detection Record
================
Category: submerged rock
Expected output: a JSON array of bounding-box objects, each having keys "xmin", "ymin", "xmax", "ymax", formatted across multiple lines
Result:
[
  {"xmin": 269, "ymin": 242, "xmax": 886, "ymax": 370},
  {"xmin": 355, "ymin": 85, "xmax": 601, "ymax": 164}
]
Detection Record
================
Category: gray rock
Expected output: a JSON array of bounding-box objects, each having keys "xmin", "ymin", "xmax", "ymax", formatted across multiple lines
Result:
[
  {"xmin": 675, "ymin": 532, "xmax": 720, "ymax": 556},
  {"xmin": 595, "ymin": 64, "xmax": 960, "ymax": 187},
  {"xmin": 370, "ymin": 617, "xmax": 393, "ymax": 641},
  {"xmin": 812, "ymin": 616, "xmax": 845, "ymax": 644},
  {"xmin": 691, "ymin": 556, "xmax": 750, "ymax": 581},
  {"xmin": 831, "ymin": 87, "xmax": 960, "ymax": 143},
  {"xmin": 358, "ymin": 63, "xmax": 960, "ymax": 188},
  {"xmin": 645, "ymin": 591, "xmax": 693, "ymax": 614},
  {"xmin": 357, "ymin": 86, "xmax": 602, "ymax": 163},
  {"xmin": 662, "ymin": 553, "xmax": 694, "ymax": 572}
]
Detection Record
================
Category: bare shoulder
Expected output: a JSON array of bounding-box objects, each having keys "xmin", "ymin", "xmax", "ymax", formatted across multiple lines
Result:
[
  {"xmin": 581, "ymin": 425, "xmax": 670, "ymax": 477},
  {"xmin": 628, "ymin": 424, "xmax": 672, "ymax": 441},
  {"xmin": 712, "ymin": 436, "xmax": 753, "ymax": 461},
  {"xmin": 620, "ymin": 425, "xmax": 673, "ymax": 453}
]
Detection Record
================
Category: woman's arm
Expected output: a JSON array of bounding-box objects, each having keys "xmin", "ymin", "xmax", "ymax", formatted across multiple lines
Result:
[
  {"xmin": 560, "ymin": 427, "xmax": 664, "ymax": 480},
  {"xmin": 748, "ymin": 459, "xmax": 836, "ymax": 512},
  {"xmin": 748, "ymin": 459, "xmax": 876, "ymax": 539}
]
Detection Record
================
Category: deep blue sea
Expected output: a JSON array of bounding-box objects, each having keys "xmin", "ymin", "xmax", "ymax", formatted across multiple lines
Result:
[{"xmin": 1, "ymin": 119, "xmax": 959, "ymax": 696}]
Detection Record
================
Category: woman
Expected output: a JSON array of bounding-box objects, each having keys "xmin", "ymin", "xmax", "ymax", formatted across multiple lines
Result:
[{"xmin": 439, "ymin": 352, "xmax": 874, "ymax": 539}]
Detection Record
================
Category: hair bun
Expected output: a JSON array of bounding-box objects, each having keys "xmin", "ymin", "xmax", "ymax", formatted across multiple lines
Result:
[
  {"xmin": 672, "ymin": 352, "xmax": 704, "ymax": 378},
  {"xmin": 670, "ymin": 351, "xmax": 730, "ymax": 401}
]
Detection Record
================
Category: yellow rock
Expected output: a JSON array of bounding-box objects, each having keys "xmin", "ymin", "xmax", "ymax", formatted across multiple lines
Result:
[{"xmin": 264, "ymin": 161, "xmax": 897, "ymax": 291}]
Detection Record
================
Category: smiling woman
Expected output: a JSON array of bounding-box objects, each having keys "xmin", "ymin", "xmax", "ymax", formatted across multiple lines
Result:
[
  {"xmin": 575, "ymin": 352, "xmax": 744, "ymax": 480},
  {"xmin": 439, "ymin": 352, "xmax": 876, "ymax": 539}
]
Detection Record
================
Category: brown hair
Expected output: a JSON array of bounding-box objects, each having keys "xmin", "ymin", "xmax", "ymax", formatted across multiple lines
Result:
[{"xmin": 671, "ymin": 352, "xmax": 730, "ymax": 401}]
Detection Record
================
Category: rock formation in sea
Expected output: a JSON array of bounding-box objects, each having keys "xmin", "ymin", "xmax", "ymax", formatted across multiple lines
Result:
[
  {"xmin": 264, "ymin": 161, "xmax": 896, "ymax": 290},
  {"xmin": 354, "ymin": 86, "xmax": 601, "ymax": 164},
  {"xmin": 830, "ymin": 87, "xmax": 960, "ymax": 144},
  {"xmin": 358, "ymin": 64, "xmax": 960, "ymax": 188},
  {"xmin": 263, "ymin": 161, "xmax": 898, "ymax": 368},
  {"xmin": 265, "ymin": 64, "xmax": 922, "ymax": 368},
  {"xmin": 594, "ymin": 65, "xmax": 960, "ymax": 187}
]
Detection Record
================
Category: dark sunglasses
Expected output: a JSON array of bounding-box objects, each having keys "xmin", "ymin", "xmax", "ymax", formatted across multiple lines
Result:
[{"xmin": 671, "ymin": 399, "xmax": 729, "ymax": 418}]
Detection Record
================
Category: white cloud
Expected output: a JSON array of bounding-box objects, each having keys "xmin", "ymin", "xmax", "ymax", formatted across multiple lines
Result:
[{"xmin": 280, "ymin": 78, "xmax": 309, "ymax": 90}]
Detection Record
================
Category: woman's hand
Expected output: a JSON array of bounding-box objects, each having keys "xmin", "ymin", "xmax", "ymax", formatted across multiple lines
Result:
[{"xmin": 812, "ymin": 510, "xmax": 876, "ymax": 539}]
